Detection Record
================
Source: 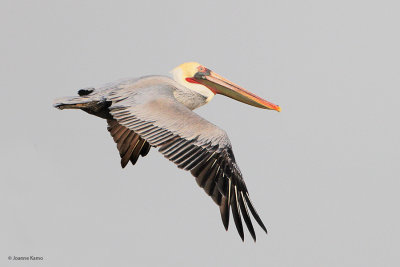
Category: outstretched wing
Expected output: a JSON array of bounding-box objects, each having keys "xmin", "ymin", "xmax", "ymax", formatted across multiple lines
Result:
[{"xmin": 106, "ymin": 85, "xmax": 267, "ymax": 241}]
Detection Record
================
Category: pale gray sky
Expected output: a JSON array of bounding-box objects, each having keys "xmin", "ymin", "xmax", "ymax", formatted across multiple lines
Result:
[{"xmin": 1, "ymin": 0, "xmax": 399, "ymax": 266}]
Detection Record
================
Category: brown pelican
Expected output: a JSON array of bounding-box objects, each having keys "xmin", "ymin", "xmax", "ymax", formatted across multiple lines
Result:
[{"xmin": 54, "ymin": 62, "xmax": 281, "ymax": 241}]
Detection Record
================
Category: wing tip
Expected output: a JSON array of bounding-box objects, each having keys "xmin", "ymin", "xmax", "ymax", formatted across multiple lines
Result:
[
  {"xmin": 231, "ymin": 186, "xmax": 245, "ymax": 242},
  {"xmin": 220, "ymin": 196, "xmax": 230, "ymax": 231},
  {"xmin": 244, "ymin": 192, "xmax": 269, "ymax": 236},
  {"xmin": 121, "ymin": 160, "xmax": 128, "ymax": 168}
]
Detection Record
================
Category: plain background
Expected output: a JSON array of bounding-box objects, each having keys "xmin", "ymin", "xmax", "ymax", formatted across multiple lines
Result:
[{"xmin": 1, "ymin": 0, "xmax": 399, "ymax": 266}]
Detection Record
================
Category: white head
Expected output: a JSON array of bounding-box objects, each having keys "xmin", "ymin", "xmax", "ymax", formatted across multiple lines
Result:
[
  {"xmin": 171, "ymin": 62, "xmax": 215, "ymax": 102},
  {"xmin": 170, "ymin": 62, "xmax": 281, "ymax": 111}
]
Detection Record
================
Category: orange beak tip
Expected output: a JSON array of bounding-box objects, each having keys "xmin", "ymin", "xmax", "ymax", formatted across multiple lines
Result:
[{"xmin": 276, "ymin": 106, "xmax": 281, "ymax": 112}]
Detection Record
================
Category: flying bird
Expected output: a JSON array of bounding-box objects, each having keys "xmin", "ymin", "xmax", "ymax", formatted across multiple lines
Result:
[{"xmin": 54, "ymin": 62, "xmax": 281, "ymax": 241}]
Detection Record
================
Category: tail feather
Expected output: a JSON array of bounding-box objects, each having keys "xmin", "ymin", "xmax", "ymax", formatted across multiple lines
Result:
[{"xmin": 53, "ymin": 96, "xmax": 94, "ymax": 110}]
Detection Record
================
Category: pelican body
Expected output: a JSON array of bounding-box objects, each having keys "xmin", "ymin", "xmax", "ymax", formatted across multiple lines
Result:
[{"xmin": 54, "ymin": 62, "xmax": 280, "ymax": 241}]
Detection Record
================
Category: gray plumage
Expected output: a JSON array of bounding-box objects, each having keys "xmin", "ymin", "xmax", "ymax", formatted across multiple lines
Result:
[{"xmin": 54, "ymin": 75, "xmax": 267, "ymax": 241}]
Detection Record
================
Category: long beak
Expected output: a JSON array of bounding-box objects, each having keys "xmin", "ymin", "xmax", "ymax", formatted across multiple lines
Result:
[{"xmin": 196, "ymin": 71, "xmax": 281, "ymax": 111}]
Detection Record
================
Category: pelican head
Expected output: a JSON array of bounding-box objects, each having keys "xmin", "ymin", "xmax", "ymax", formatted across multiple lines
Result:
[{"xmin": 171, "ymin": 62, "xmax": 281, "ymax": 111}]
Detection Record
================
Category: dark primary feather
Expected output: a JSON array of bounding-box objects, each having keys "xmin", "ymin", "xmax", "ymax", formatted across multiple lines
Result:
[{"xmin": 103, "ymin": 85, "xmax": 268, "ymax": 241}]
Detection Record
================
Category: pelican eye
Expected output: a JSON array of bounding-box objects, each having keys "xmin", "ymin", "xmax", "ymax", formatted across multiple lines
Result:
[{"xmin": 197, "ymin": 66, "xmax": 207, "ymax": 72}]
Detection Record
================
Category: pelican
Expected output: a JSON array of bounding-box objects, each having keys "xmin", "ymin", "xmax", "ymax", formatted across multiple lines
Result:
[{"xmin": 54, "ymin": 62, "xmax": 281, "ymax": 241}]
